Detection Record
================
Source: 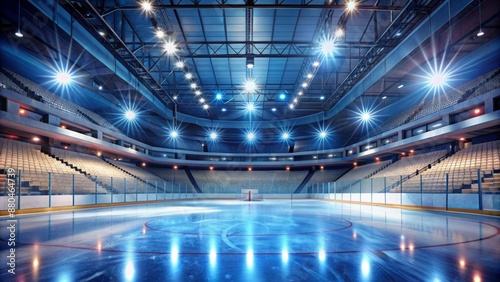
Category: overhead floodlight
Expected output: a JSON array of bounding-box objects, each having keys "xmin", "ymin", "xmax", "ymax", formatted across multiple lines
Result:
[
  {"xmin": 282, "ymin": 132, "xmax": 290, "ymax": 140},
  {"xmin": 319, "ymin": 131, "xmax": 327, "ymax": 138},
  {"xmin": 279, "ymin": 94, "xmax": 286, "ymax": 100},
  {"xmin": 141, "ymin": 1, "xmax": 152, "ymax": 11},
  {"xmin": 221, "ymin": 108, "xmax": 227, "ymax": 112},
  {"xmin": 199, "ymin": 98, "xmax": 205, "ymax": 103},
  {"xmin": 164, "ymin": 41, "xmax": 177, "ymax": 54},
  {"xmin": 346, "ymin": 1, "xmax": 356, "ymax": 11},
  {"xmin": 293, "ymin": 98, "xmax": 298, "ymax": 103},
  {"xmin": 203, "ymin": 104, "xmax": 209, "ymax": 110},
  {"xmin": 185, "ymin": 73, "xmax": 193, "ymax": 79},
  {"xmin": 195, "ymin": 90, "xmax": 201, "ymax": 95},
  {"xmin": 156, "ymin": 29, "xmax": 165, "ymax": 38},
  {"xmin": 307, "ymin": 73, "xmax": 313, "ymax": 78},
  {"xmin": 246, "ymin": 102, "xmax": 255, "ymax": 111},
  {"xmin": 428, "ymin": 71, "xmax": 448, "ymax": 88},
  {"xmin": 313, "ymin": 61, "xmax": 320, "ymax": 67},
  {"xmin": 170, "ymin": 130, "xmax": 179, "ymax": 138},
  {"xmin": 271, "ymin": 107, "xmax": 277, "ymax": 112},
  {"xmin": 55, "ymin": 71, "xmax": 72, "ymax": 85},
  {"xmin": 398, "ymin": 84, "xmax": 404, "ymax": 89},
  {"xmin": 321, "ymin": 40, "xmax": 335, "ymax": 55},
  {"xmin": 125, "ymin": 110, "xmax": 136, "ymax": 120},
  {"xmin": 247, "ymin": 132, "xmax": 256, "ymax": 141},
  {"xmin": 477, "ymin": 30, "xmax": 484, "ymax": 37},
  {"xmin": 301, "ymin": 82, "xmax": 308, "ymax": 88},
  {"xmin": 190, "ymin": 83, "xmax": 197, "ymax": 89},
  {"xmin": 360, "ymin": 112, "xmax": 371, "ymax": 121},
  {"xmin": 335, "ymin": 28, "xmax": 344, "ymax": 38},
  {"xmin": 175, "ymin": 61, "xmax": 185, "ymax": 68},
  {"xmin": 246, "ymin": 57, "xmax": 254, "ymax": 69},
  {"xmin": 244, "ymin": 79, "xmax": 257, "ymax": 93},
  {"xmin": 209, "ymin": 132, "xmax": 218, "ymax": 140},
  {"xmin": 215, "ymin": 93, "xmax": 223, "ymax": 100},
  {"xmin": 320, "ymin": 96, "xmax": 325, "ymax": 100},
  {"xmin": 173, "ymin": 95, "xmax": 178, "ymax": 100},
  {"xmin": 289, "ymin": 104, "xmax": 294, "ymax": 109}
]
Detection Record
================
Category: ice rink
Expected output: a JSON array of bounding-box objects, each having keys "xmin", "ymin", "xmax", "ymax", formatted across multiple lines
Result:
[{"xmin": 1, "ymin": 199, "xmax": 499, "ymax": 281}]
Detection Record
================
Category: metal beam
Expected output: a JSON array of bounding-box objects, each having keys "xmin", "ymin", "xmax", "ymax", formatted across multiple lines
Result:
[{"xmin": 103, "ymin": 4, "xmax": 403, "ymax": 16}]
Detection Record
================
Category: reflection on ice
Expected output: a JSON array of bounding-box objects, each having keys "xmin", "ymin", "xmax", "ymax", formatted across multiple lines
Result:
[
  {"xmin": 361, "ymin": 256, "xmax": 370, "ymax": 278},
  {"xmin": 124, "ymin": 260, "xmax": 134, "ymax": 281},
  {"xmin": 318, "ymin": 249, "xmax": 326, "ymax": 262},
  {"xmin": 281, "ymin": 249, "xmax": 289, "ymax": 263},
  {"xmin": 209, "ymin": 246, "xmax": 217, "ymax": 266},
  {"xmin": 246, "ymin": 248, "xmax": 254, "ymax": 268}
]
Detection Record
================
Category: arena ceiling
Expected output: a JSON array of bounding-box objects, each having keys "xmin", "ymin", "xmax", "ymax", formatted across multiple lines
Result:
[{"xmin": 1, "ymin": 0, "xmax": 499, "ymax": 147}]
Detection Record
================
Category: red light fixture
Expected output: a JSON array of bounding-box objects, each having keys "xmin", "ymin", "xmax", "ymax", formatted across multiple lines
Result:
[
  {"xmin": 19, "ymin": 108, "xmax": 25, "ymax": 114},
  {"xmin": 474, "ymin": 108, "xmax": 481, "ymax": 115},
  {"xmin": 173, "ymin": 165, "xmax": 178, "ymax": 170}
]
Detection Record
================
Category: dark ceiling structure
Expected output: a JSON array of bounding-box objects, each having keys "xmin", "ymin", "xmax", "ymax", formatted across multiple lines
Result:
[{"xmin": 1, "ymin": 0, "xmax": 499, "ymax": 148}]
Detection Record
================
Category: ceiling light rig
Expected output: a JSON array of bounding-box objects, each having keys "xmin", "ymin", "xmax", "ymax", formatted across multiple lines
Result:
[
  {"xmin": 288, "ymin": 2, "xmax": 358, "ymax": 111},
  {"xmin": 142, "ymin": 1, "xmax": 211, "ymax": 112}
]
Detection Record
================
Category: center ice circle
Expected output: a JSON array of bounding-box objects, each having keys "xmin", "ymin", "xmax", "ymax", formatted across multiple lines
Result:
[{"xmin": 145, "ymin": 213, "xmax": 352, "ymax": 236}]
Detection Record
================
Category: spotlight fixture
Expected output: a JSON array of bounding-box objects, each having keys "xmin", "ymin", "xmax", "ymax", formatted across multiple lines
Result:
[
  {"xmin": 185, "ymin": 73, "xmax": 193, "ymax": 79},
  {"xmin": 164, "ymin": 41, "xmax": 177, "ymax": 54},
  {"xmin": 244, "ymin": 79, "xmax": 257, "ymax": 93},
  {"xmin": 203, "ymin": 104, "xmax": 209, "ymax": 110},
  {"xmin": 190, "ymin": 83, "xmax": 197, "ymax": 89},
  {"xmin": 346, "ymin": 1, "xmax": 356, "ymax": 11},
  {"xmin": 246, "ymin": 57, "xmax": 254, "ymax": 69},
  {"xmin": 141, "ymin": 1, "xmax": 152, "ymax": 12},
  {"xmin": 156, "ymin": 29, "xmax": 165, "ymax": 38},
  {"xmin": 15, "ymin": 0, "xmax": 23, "ymax": 37},
  {"xmin": 321, "ymin": 40, "xmax": 335, "ymax": 55},
  {"xmin": 319, "ymin": 131, "xmax": 327, "ymax": 138},
  {"xmin": 271, "ymin": 107, "xmax": 277, "ymax": 112},
  {"xmin": 313, "ymin": 61, "xmax": 320, "ymax": 67},
  {"xmin": 282, "ymin": 132, "xmax": 290, "ymax": 140},
  {"xmin": 477, "ymin": 0, "xmax": 484, "ymax": 37},
  {"xmin": 199, "ymin": 98, "xmax": 205, "ymax": 103},
  {"xmin": 170, "ymin": 130, "xmax": 179, "ymax": 138},
  {"xmin": 175, "ymin": 61, "xmax": 185, "ymax": 68},
  {"xmin": 215, "ymin": 93, "xmax": 223, "ymax": 100},
  {"xmin": 195, "ymin": 90, "xmax": 201, "ymax": 95},
  {"xmin": 398, "ymin": 84, "xmax": 404, "ymax": 89},
  {"xmin": 209, "ymin": 132, "xmax": 218, "ymax": 140}
]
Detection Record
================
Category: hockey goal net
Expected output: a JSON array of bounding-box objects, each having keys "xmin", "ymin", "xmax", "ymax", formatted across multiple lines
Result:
[{"xmin": 240, "ymin": 189, "xmax": 263, "ymax": 201}]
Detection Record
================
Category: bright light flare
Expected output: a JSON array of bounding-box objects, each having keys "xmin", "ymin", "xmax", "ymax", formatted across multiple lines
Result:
[
  {"xmin": 244, "ymin": 79, "xmax": 257, "ymax": 93},
  {"xmin": 125, "ymin": 110, "xmax": 136, "ymax": 121},
  {"xmin": 156, "ymin": 29, "xmax": 165, "ymax": 38},
  {"xmin": 321, "ymin": 40, "xmax": 335, "ymax": 55},
  {"xmin": 428, "ymin": 71, "xmax": 448, "ymax": 88},
  {"xmin": 55, "ymin": 71, "xmax": 72, "ymax": 85},
  {"xmin": 360, "ymin": 112, "xmax": 371, "ymax": 122},
  {"xmin": 170, "ymin": 130, "xmax": 179, "ymax": 139},
  {"xmin": 246, "ymin": 102, "xmax": 255, "ymax": 112},
  {"xmin": 209, "ymin": 132, "xmax": 218, "ymax": 140},
  {"xmin": 175, "ymin": 61, "xmax": 185, "ymax": 68},
  {"xmin": 346, "ymin": 1, "xmax": 356, "ymax": 11},
  {"xmin": 164, "ymin": 41, "xmax": 177, "ymax": 54},
  {"xmin": 282, "ymin": 132, "xmax": 290, "ymax": 140},
  {"xmin": 140, "ymin": 1, "xmax": 152, "ymax": 12},
  {"xmin": 335, "ymin": 28, "xmax": 344, "ymax": 38}
]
